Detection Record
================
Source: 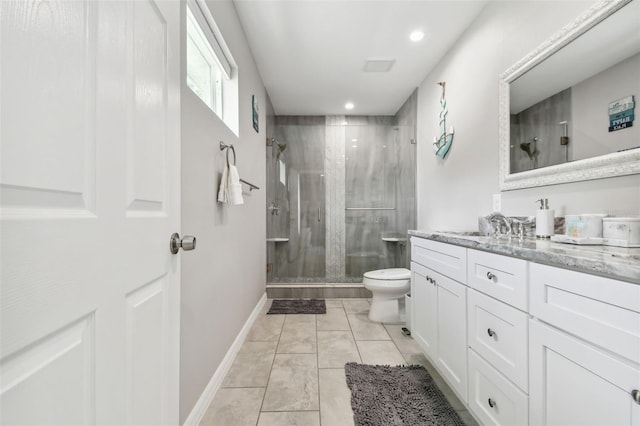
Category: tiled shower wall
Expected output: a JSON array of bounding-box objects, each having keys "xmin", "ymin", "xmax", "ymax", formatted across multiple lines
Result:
[{"xmin": 267, "ymin": 90, "xmax": 417, "ymax": 283}]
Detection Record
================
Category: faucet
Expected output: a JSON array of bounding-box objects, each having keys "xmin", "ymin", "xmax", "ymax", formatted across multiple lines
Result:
[
  {"xmin": 485, "ymin": 212, "xmax": 512, "ymax": 237},
  {"xmin": 268, "ymin": 202, "xmax": 280, "ymax": 216}
]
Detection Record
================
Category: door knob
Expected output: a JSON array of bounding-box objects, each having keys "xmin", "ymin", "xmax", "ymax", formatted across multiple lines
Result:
[{"xmin": 170, "ymin": 233, "xmax": 197, "ymax": 254}]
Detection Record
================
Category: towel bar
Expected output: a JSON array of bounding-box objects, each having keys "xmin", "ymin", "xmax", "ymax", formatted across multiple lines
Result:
[
  {"xmin": 220, "ymin": 141, "xmax": 260, "ymax": 191},
  {"xmin": 239, "ymin": 179, "xmax": 260, "ymax": 191}
]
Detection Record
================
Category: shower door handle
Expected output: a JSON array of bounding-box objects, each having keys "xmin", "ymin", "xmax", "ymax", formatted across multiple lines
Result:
[{"xmin": 318, "ymin": 207, "xmax": 321, "ymax": 222}]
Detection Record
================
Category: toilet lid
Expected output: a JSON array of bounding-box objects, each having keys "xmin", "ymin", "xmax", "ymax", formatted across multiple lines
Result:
[{"xmin": 364, "ymin": 268, "xmax": 411, "ymax": 280}]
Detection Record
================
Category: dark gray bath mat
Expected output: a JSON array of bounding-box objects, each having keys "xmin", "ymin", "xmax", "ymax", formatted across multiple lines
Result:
[
  {"xmin": 345, "ymin": 363, "xmax": 465, "ymax": 426},
  {"xmin": 267, "ymin": 299, "xmax": 326, "ymax": 314}
]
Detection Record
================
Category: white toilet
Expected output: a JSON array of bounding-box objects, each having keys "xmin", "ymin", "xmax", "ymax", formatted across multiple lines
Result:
[{"xmin": 363, "ymin": 268, "xmax": 411, "ymax": 323}]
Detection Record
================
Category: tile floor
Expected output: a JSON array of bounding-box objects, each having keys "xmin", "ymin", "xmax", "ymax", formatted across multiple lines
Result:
[{"xmin": 200, "ymin": 298, "xmax": 479, "ymax": 426}]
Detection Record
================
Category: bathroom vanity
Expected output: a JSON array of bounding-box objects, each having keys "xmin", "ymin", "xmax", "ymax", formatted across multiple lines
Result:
[{"xmin": 409, "ymin": 231, "xmax": 640, "ymax": 426}]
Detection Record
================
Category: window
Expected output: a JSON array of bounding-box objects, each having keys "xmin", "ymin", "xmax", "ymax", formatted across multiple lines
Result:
[{"xmin": 186, "ymin": 0, "xmax": 238, "ymax": 133}]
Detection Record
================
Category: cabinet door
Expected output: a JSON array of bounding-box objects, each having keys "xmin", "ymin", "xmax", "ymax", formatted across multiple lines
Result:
[
  {"xmin": 530, "ymin": 320, "xmax": 640, "ymax": 426},
  {"xmin": 411, "ymin": 262, "xmax": 438, "ymax": 361},
  {"xmin": 436, "ymin": 273, "xmax": 468, "ymax": 403}
]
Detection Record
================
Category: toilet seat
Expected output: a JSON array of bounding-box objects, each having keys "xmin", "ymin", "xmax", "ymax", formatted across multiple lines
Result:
[{"xmin": 364, "ymin": 268, "xmax": 410, "ymax": 281}]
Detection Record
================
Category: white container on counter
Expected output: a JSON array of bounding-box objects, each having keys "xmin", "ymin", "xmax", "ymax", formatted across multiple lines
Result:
[
  {"xmin": 602, "ymin": 217, "xmax": 640, "ymax": 247},
  {"xmin": 565, "ymin": 214, "xmax": 608, "ymax": 238}
]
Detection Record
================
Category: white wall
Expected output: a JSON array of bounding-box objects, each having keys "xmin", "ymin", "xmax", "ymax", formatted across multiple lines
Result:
[
  {"xmin": 179, "ymin": 0, "xmax": 267, "ymax": 422},
  {"xmin": 416, "ymin": 1, "xmax": 640, "ymax": 232},
  {"xmin": 572, "ymin": 52, "xmax": 640, "ymax": 161}
]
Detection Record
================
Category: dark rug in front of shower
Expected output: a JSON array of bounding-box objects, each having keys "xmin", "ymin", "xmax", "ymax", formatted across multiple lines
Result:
[
  {"xmin": 267, "ymin": 299, "xmax": 326, "ymax": 314},
  {"xmin": 345, "ymin": 362, "xmax": 465, "ymax": 426}
]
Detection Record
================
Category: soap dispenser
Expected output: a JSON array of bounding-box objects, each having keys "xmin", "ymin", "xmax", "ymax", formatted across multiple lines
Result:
[{"xmin": 535, "ymin": 198, "xmax": 555, "ymax": 238}]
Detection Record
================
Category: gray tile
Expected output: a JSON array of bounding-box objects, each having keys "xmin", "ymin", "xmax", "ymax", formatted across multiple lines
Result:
[
  {"xmin": 384, "ymin": 324, "xmax": 422, "ymax": 354},
  {"xmin": 356, "ymin": 341, "xmax": 406, "ymax": 366},
  {"xmin": 277, "ymin": 318, "xmax": 316, "ymax": 354},
  {"xmin": 324, "ymin": 299, "xmax": 344, "ymax": 309},
  {"xmin": 317, "ymin": 308, "xmax": 350, "ymax": 331},
  {"xmin": 342, "ymin": 299, "xmax": 370, "ymax": 314},
  {"xmin": 246, "ymin": 314, "xmax": 284, "ymax": 342},
  {"xmin": 359, "ymin": 288, "xmax": 373, "ymax": 298},
  {"xmin": 257, "ymin": 411, "xmax": 320, "ymax": 426},
  {"xmin": 262, "ymin": 354, "xmax": 319, "ymax": 411},
  {"xmin": 200, "ymin": 387, "xmax": 264, "ymax": 426},
  {"xmin": 317, "ymin": 331, "xmax": 361, "ymax": 368},
  {"xmin": 266, "ymin": 288, "xmax": 292, "ymax": 298},
  {"xmin": 260, "ymin": 299, "xmax": 274, "ymax": 314},
  {"xmin": 222, "ymin": 341, "xmax": 277, "ymax": 388},
  {"xmin": 347, "ymin": 313, "xmax": 390, "ymax": 340},
  {"xmin": 319, "ymin": 369, "xmax": 355, "ymax": 426},
  {"xmin": 284, "ymin": 313, "xmax": 316, "ymax": 325},
  {"xmin": 456, "ymin": 409, "xmax": 480, "ymax": 426}
]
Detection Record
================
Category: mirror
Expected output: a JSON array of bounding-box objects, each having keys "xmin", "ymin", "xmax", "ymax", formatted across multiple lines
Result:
[{"xmin": 499, "ymin": 0, "xmax": 640, "ymax": 190}]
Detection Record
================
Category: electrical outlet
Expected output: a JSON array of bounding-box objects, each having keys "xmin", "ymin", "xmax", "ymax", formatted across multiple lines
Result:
[{"xmin": 493, "ymin": 193, "xmax": 502, "ymax": 212}]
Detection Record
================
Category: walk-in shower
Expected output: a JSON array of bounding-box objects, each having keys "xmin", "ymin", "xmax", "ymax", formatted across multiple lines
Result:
[{"xmin": 266, "ymin": 116, "xmax": 416, "ymax": 284}]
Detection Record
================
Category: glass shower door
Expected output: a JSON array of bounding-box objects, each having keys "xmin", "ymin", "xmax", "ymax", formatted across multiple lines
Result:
[
  {"xmin": 344, "ymin": 124, "xmax": 415, "ymax": 279},
  {"xmin": 267, "ymin": 119, "xmax": 326, "ymax": 282}
]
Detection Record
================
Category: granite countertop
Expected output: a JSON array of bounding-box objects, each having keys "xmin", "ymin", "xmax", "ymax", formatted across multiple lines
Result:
[{"xmin": 409, "ymin": 230, "xmax": 640, "ymax": 285}]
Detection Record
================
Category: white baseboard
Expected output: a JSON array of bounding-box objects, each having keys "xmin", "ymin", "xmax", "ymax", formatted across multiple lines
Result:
[{"xmin": 183, "ymin": 292, "xmax": 267, "ymax": 426}]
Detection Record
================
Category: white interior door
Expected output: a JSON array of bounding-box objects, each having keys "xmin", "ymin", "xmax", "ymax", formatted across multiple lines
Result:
[{"xmin": 1, "ymin": 1, "xmax": 181, "ymax": 424}]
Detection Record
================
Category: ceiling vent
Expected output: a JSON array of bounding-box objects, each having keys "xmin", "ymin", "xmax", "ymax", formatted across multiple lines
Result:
[{"xmin": 363, "ymin": 59, "xmax": 396, "ymax": 72}]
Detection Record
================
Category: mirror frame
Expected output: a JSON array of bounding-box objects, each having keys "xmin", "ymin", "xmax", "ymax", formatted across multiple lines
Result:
[{"xmin": 499, "ymin": 0, "xmax": 640, "ymax": 191}]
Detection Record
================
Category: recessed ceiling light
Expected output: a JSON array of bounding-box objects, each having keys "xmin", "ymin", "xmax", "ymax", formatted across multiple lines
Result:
[
  {"xmin": 345, "ymin": 102, "xmax": 354, "ymax": 110},
  {"xmin": 352, "ymin": 145, "xmax": 358, "ymax": 148},
  {"xmin": 410, "ymin": 30, "xmax": 425, "ymax": 42},
  {"xmin": 352, "ymin": 138, "xmax": 358, "ymax": 142}
]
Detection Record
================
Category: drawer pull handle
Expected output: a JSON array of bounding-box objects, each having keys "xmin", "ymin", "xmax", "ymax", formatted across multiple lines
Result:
[
  {"xmin": 488, "ymin": 398, "xmax": 496, "ymax": 408},
  {"xmin": 487, "ymin": 328, "xmax": 496, "ymax": 338},
  {"xmin": 486, "ymin": 272, "xmax": 496, "ymax": 280},
  {"xmin": 632, "ymin": 389, "xmax": 640, "ymax": 405}
]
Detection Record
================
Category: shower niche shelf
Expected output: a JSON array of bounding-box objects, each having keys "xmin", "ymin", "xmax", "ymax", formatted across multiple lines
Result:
[
  {"xmin": 382, "ymin": 237, "xmax": 407, "ymax": 243},
  {"xmin": 267, "ymin": 238, "xmax": 289, "ymax": 243}
]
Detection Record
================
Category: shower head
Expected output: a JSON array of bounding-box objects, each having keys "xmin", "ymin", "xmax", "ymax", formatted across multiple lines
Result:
[
  {"xmin": 520, "ymin": 142, "xmax": 533, "ymax": 156},
  {"xmin": 520, "ymin": 137, "xmax": 538, "ymax": 158},
  {"xmin": 275, "ymin": 141, "xmax": 287, "ymax": 161}
]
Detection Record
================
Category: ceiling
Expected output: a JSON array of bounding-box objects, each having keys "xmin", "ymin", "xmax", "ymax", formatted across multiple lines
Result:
[{"xmin": 232, "ymin": 0, "xmax": 489, "ymax": 116}]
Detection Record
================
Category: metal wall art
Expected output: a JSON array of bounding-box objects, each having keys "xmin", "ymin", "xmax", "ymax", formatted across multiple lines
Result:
[{"xmin": 433, "ymin": 81, "xmax": 454, "ymax": 159}]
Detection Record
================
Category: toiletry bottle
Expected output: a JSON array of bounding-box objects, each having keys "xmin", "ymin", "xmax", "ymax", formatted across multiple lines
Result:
[{"xmin": 535, "ymin": 198, "xmax": 555, "ymax": 238}]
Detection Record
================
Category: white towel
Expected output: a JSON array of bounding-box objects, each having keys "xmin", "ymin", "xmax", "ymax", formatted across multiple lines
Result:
[{"xmin": 217, "ymin": 165, "xmax": 244, "ymax": 205}]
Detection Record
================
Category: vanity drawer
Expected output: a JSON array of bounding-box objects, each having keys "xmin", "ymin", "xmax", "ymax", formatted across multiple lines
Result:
[
  {"xmin": 468, "ymin": 349, "xmax": 529, "ymax": 426},
  {"xmin": 467, "ymin": 249, "xmax": 528, "ymax": 311},
  {"xmin": 468, "ymin": 289, "xmax": 528, "ymax": 391},
  {"xmin": 530, "ymin": 262, "xmax": 640, "ymax": 365},
  {"xmin": 411, "ymin": 237, "xmax": 467, "ymax": 283}
]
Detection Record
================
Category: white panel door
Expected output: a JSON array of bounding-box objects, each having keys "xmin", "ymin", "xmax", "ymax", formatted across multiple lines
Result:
[
  {"xmin": 411, "ymin": 262, "xmax": 438, "ymax": 361},
  {"xmin": 530, "ymin": 320, "xmax": 640, "ymax": 426},
  {"xmin": 436, "ymin": 274, "xmax": 468, "ymax": 403},
  {"xmin": 1, "ymin": 1, "xmax": 181, "ymax": 424}
]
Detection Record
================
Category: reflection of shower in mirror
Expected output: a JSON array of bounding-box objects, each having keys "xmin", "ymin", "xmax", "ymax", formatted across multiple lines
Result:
[{"xmin": 520, "ymin": 137, "xmax": 537, "ymax": 158}]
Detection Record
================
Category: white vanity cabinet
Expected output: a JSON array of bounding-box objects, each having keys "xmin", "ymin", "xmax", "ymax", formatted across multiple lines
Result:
[
  {"xmin": 410, "ymin": 238, "xmax": 468, "ymax": 403},
  {"xmin": 410, "ymin": 234, "xmax": 640, "ymax": 426},
  {"xmin": 529, "ymin": 263, "xmax": 640, "ymax": 426}
]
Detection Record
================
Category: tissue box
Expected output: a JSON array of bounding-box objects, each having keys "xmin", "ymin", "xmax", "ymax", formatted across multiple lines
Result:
[
  {"xmin": 602, "ymin": 217, "xmax": 640, "ymax": 247},
  {"xmin": 565, "ymin": 214, "xmax": 607, "ymax": 238}
]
